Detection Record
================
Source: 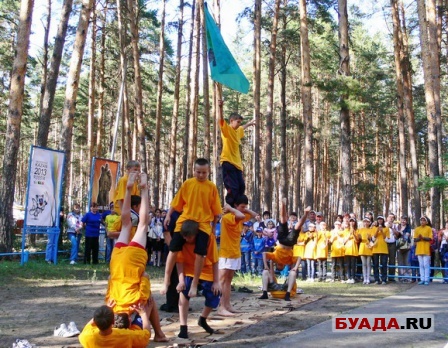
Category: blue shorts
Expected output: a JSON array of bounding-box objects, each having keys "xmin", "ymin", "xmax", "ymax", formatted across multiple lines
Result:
[
  {"xmin": 131, "ymin": 313, "xmax": 143, "ymax": 329},
  {"xmin": 182, "ymin": 276, "xmax": 220, "ymax": 309}
]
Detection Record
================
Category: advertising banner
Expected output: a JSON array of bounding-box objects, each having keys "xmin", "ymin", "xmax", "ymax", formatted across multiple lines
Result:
[{"xmin": 25, "ymin": 146, "xmax": 65, "ymax": 227}]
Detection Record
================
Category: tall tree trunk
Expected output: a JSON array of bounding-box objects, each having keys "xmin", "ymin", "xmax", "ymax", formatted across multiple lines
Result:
[
  {"xmin": 166, "ymin": 0, "xmax": 184, "ymax": 204},
  {"xmin": 154, "ymin": 0, "xmax": 167, "ymax": 207},
  {"xmin": 182, "ymin": 0, "xmax": 195, "ymax": 181},
  {"xmin": 37, "ymin": 0, "xmax": 73, "ymax": 147},
  {"xmin": 95, "ymin": 6, "xmax": 106, "ymax": 157},
  {"xmin": 299, "ymin": 0, "xmax": 313, "ymax": 208},
  {"xmin": 187, "ymin": 0, "xmax": 200, "ymax": 177},
  {"xmin": 60, "ymin": 0, "xmax": 93, "ymax": 198},
  {"xmin": 264, "ymin": 0, "xmax": 280, "ymax": 211},
  {"xmin": 38, "ymin": 0, "xmax": 51, "ymax": 121},
  {"xmin": 252, "ymin": 0, "xmax": 262, "ymax": 212},
  {"xmin": 116, "ymin": 0, "xmax": 130, "ymax": 162},
  {"xmin": 0, "ymin": 0, "xmax": 34, "ymax": 252},
  {"xmin": 400, "ymin": 1, "xmax": 421, "ymax": 221},
  {"xmin": 88, "ymin": 5, "xmax": 97, "ymax": 161},
  {"xmin": 390, "ymin": 0, "xmax": 408, "ymax": 217},
  {"xmin": 200, "ymin": 0, "xmax": 210, "ymax": 158},
  {"xmin": 279, "ymin": 6, "xmax": 288, "ymax": 201},
  {"xmin": 426, "ymin": 0, "xmax": 443, "ymax": 180},
  {"xmin": 416, "ymin": 0, "xmax": 440, "ymax": 226},
  {"xmin": 212, "ymin": 0, "xmax": 224, "ymax": 204},
  {"xmin": 338, "ymin": 0, "xmax": 352, "ymax": 213},
  {"xmin": 127, "ymin": 0, "xmax": 147, "ymax": 172}
]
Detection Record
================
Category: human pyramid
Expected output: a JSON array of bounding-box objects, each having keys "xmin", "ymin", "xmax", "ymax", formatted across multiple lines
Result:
[{"xmin": 78, "ymin": 102, "xmax": 308, "ymax": 346}]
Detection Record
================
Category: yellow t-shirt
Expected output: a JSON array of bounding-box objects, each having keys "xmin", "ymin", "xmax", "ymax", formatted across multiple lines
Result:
[
  {"xmin": 219, "ymin": 120, "xmax": 245, "ymax": 171},
  {"xmin": 330, "ymin": 229, "xmax": 345, "ymax": 257},
  {"xmin": 113, "ymin": 174, "xmax": 140, "ymax": 215},
  {"xmin": 79, "ymin": 322, "xmax": 150, "ymax": 348},
  {"xmin": 315, "ymin": 230, "xmax": 330, "ymax": 259},
  {"xmin": 293, "ymin": 232, "xmax": 307, "ymax": 258},
  {"xmin": 343, "ymin": 229, "xmax": 359, "ymax": 256},
  {"xmin": 372, "ymin": 226, "xmax": 390, "ymax": 254},
  {"xmin": 172, "ymin": 178, "xmax": 222, "ymax": 235},
  {"xmin": 414, "ymin": 225, "xmax": 432, "ymax": 256},
  {"xmin": 303, "ymin": 232, "xmax": 316, "ymax": 260},
  {"xmin": 108, "ymin": 246, "xmax": 149, "ymax": 313},
  {"xmin": 177, "ymin": 235, "xmax": 218, "ymax": 282},
  {"xmin": 105, "ymin": 214, "xmax": 121, "ymax": 233},
  {"xmin": 358, "ymin": 227, "xmax": 373, "ymax": 256},
  {"xmin": 219, "ymin": 212, "xmax": 251, "ymax": 259}
]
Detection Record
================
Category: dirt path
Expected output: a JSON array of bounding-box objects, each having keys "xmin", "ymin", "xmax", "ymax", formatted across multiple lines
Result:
[{"xmin": 0, "ymin": 277, "xmax": 413, "ymax": 348}]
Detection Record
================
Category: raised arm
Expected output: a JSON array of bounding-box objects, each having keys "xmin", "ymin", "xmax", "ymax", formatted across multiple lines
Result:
[
  {"xmin": 295, "ymin": 206, "xmax": 311, "ymax": 231},
  {"xmin": 242, "ymin": 118, "xmax": 256, "ymax": 130}
]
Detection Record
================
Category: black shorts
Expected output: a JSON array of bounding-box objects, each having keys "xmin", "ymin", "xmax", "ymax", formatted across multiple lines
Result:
[
  {"xmin": 169, "ymin": 230, "xmax": 209, "ymax": 256},
  {"xmin": 150, "ymin": 238, "xmax": 164, "ymax": 252}
]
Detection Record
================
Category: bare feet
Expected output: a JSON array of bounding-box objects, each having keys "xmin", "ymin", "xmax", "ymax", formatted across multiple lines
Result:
[
  {"xmin": 153, "ymin": 333, "xmax": 170, "ymax": 342},
  {"xmin": 216, "ymin": 308, "xmax": 236, "ymax": 317},
  {"xmin": 126, "ymin": 172, "xmax": 138, "ymax": 188},
  {"xmin": 228, "ymin": 307, "xmax": 242, "ymax": 313},
  {"xmin": 139, "ymin": 172, "xmax": 147, "ymax": 189},
  {"xmin": 160, "ymin": 283, "xmax": 169, "ymax": 295}
]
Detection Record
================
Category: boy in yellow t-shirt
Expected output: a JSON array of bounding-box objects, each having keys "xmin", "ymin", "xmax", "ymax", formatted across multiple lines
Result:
[
  {"xmin": 176, "ymin": 221, "xmax": 221, "ymax": 339},
  {"xmin": 218, "ymin": 100, "xmax": 255, "ymax": 206},
  {"xmin": 218, "ymin": 195, "xmax": 257, "ymax": 316},
  {"xmin": 79, "ymin": 304, "xmax": 150, "ymax": 348},
  {"xmin": 113, "ymin": 160, "xmax": 140, "ymax": 215},
  {"xmin": 161, "ymin": 158, "xmax": 222, "ymax": 300}
]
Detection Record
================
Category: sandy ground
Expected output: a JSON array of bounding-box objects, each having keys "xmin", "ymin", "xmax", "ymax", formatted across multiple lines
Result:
[{"xmin": 0, "ymin": 274, "xmax": 414, "ymax": 348}]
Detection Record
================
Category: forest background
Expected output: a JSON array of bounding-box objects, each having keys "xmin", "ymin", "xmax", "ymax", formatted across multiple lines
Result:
[{"xmin": 0, "ymin": 0, "xmax": 447, "ymax": 252}]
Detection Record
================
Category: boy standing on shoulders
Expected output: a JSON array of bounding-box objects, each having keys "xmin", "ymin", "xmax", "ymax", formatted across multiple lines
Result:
[
  {"xmin": 161, "ymin": 158, "xmax": 222, "ymax": 298},
  {"xmin": 218, "ymin": 100, "xmax": 255, "ymax": 205},
  {"xmin": 218, "ymin": 195, "xmax": 257, "ymax": 316}
]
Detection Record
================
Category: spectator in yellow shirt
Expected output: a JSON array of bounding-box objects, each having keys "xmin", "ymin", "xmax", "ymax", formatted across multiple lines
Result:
[{"xmin": 414, "ymin": 216, "xmax": 433, "ymax": 285}]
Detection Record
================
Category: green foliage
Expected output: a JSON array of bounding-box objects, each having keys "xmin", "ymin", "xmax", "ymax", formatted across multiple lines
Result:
[{"xmin": 419, "ymin": 154, "xmax": 448, "ymax": 211}]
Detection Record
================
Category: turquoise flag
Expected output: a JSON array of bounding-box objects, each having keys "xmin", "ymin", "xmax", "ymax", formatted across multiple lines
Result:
[{"xmin": 204, "ymin": 4, "xmax": 250, "ymax": 94}]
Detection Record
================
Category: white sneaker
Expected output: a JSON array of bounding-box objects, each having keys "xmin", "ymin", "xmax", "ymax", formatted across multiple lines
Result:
[
  {"xmin": 68, "ymin": 321, "xmax": 80, "ymax": 335},
  {"xmin": 54, "ymin": 323, "xmax": 76, "ymax": 338},
  {"xmin": 12, "ymin": 339, "xmax": 33, "ymax": 348},
  {"xmin": 69, "ymin": 260, "xmax": 76, "ymax": 265}
]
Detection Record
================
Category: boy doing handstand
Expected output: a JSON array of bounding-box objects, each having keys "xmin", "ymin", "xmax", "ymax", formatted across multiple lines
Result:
[
  {"xmin": 103, "ymin": 172, "xmax": 166, "ymax": 342},
  {"xmin": 161, "ymin": 158, "xmax": 222, "ymax": 299},
  {"xmin": 176, "ymin": 220, "xmax": 222, "ymax": 339}
]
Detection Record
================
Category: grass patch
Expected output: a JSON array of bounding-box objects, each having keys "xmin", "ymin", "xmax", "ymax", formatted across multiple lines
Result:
[{"xmin": 0, "ymin": 259, "xmax": 168, "ymax": 286}]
